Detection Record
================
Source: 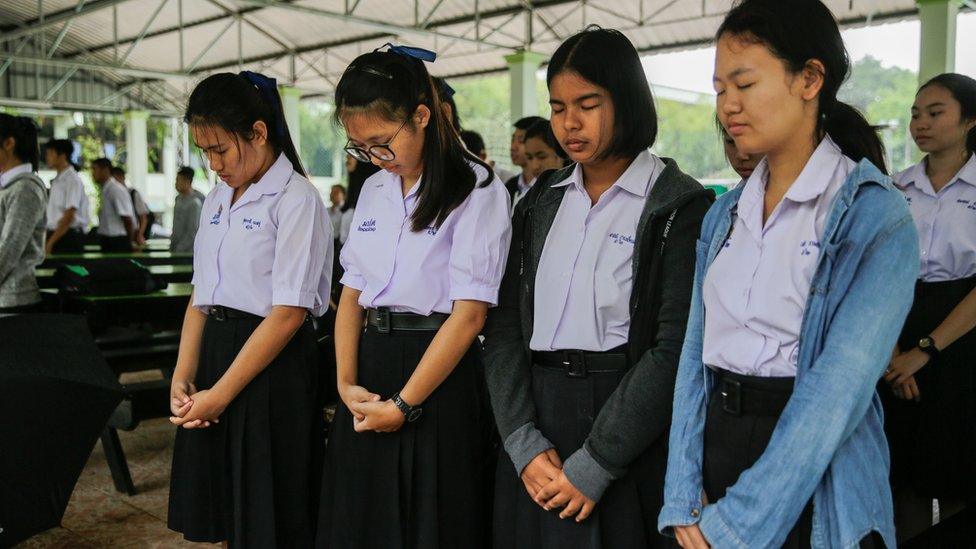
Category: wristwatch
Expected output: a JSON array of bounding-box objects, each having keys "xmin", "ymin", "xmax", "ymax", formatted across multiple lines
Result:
[
  {"xmin": 918, "ymin": 335, "xmax": 940, "ymax": 363},
  {"xmin": 392, "ymin": 392, "xmax": 423, "ymax": 422}
]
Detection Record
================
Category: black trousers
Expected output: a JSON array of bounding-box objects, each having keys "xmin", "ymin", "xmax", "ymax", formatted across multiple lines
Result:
[
  {"xmin": 48, "ymin": 228, "xmax": 85, "ymax": 254},
  {"xmin": 703, "ymin": 369, "xmax": 884, "ymax": 549},
  {"xmin": 99, "ymin": 235, "xmax": 132, "ymax": 253}
]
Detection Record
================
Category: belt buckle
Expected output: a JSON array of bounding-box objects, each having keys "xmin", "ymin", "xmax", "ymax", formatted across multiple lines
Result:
[
  {"xmin": 375, "ymin": 307, "xmax": 391, "ymax": 334},
  {"xmin": 212, "ymin": 306, "xmax": 226, "ymax": 322},
  {"xmin": 562, "ymin": 350, "xmax": 587, "ymax": 378},
  {"xmin": 721, "ymin": 378, "xmax": 741, "ymax": 416}
]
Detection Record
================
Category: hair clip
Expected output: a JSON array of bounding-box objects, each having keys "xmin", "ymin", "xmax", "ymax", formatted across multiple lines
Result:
[
  {"xmin": 376, "ymin": 43, "xmax": 437, "ymax": 63},
  {"xmin": 347, "ymin": 64, "xmax": 394, "ymax": 80},
  {"xmin": 239, "ymin": 71, "xmax": 287, "ymax": 140}
]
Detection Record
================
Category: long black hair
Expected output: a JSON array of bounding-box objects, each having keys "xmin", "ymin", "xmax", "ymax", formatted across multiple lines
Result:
[
  {"xmin": 334, "ymin": 48, "xmax": 492, "ymax": 231},
  {"xmin": 717, "ymin": 0, "xmax": 886, "ymax": 172},
  {"xmin": 433, "ymin": 76, "xmax": 462, "ymax": 133},
  {"xmin": 547, "ymin": 27, "xmax": 658, "ymax": 162},
  {"xmin": 342, "ymin": 158, "xmax": 380, "ymax": 213},
  {"xmin": 0, "ymin": 114, "xmax": 40, "ymax": 171},
  {"xmin": 185, "ymin": 72, "xmax": 306, "ymax": 177},
  {"xmin": 919, "ymin": 73, "xmax": 976, "ymax": 155}
]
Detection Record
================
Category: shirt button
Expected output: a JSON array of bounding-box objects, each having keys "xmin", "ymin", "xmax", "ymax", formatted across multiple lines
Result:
[{"xmin": 691, "ymin": 509, "xmax": 700, "ymax": 518}]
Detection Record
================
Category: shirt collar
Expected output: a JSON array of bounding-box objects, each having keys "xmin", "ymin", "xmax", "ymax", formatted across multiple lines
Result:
[
  {"xmin": 553, "ymin": 149, "xmax": 660, "ymax": 198},
  {"xmin": 224, "ymin": 153, "xmax": 294, "ymax": 211},
  {"xmin": 517, "ymin": 174, "xmax": 534, "ymax": 194},
  {"xmin": 900, "ymin": 153, "xmax": 976, "ymax": 195},
  {"xmin": 0, "ymin": 163, "xmax": 33, "ymax": 188},
  {"xmin": 955, "ymin": 153, "xmax": 976, "ymax": 188},
  {"xmin": 781, "ymin": 135, "xmax": 846, "ymax": 203}
]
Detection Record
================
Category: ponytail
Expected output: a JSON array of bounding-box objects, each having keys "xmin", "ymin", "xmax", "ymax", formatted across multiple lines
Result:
[
  {"xmin": 0, "ymin": 114, "xmax": 40, "ymax": 171},
  {"xmin": 920, "ymin": 73, "xmax": 976, "ymax": 156},
  {"xmin": 185, "ymin": 72, "xmax": 306, "ymax": 178},
  {"xmin": 822, "ymin": 101, "xmax": 887, "ymax": 174}
]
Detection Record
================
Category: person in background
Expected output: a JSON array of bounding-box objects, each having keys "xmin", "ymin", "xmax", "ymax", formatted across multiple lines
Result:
[
  {"xmin": 171, "ymin": 166, "xmax": 202, "ymax": 254},
  {"xmin": 718, "ymin": 117, "xmax": 761, "ymax": 184},
  {"xmin": 112, "ymin": 166, "xmax": 151, "ymax": 245},
  {"xmin": 505, "ymin": 116, "xmax": 546, "ymax": 209},
  {"xmin": 461, "ymin": 129, "xmax": 511, "ymax": 178},
  {"xmin": 43, "ymin": 138, "xmax": 90, "ymax": 255},
  {"xmin": 882, "ymin": 72, "xmax": 976, "ymax": 542},
  {"xmin": 328, "ymin": 183, "xmax": 346, "ymax": 238},
  {"xmin": 338, "ymin": 157, "xmax": 379, "ymax": 246},
  {"xmin": 92, "ymin": 158, "xmax": 135, "ymax": 253},
  {"xmin": 521, "ymin": 118, "xmax": 570, "ymax": 181},
  {"xmin": 0, "ymin": 114, "xmax": 46, "ymax": 314}
]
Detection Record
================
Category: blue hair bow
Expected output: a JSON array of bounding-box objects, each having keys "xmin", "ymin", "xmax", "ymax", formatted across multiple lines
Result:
[
  {"xmin": 239, "ymin": 70, "xmax": 287, "ymax": 140},
  {"xmin": 379, "ymin": 43, "xmax": 437, "ymax": 63}
]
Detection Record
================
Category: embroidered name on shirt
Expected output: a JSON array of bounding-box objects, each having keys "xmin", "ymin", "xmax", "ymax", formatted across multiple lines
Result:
[
  {"xmin": 608, "ymin": 232, "xmax": 635, "ymax": 245},
  {"xmin": 425, "ymin": 225, "xmax": 439, "ymax": 236},
  {"xmin": 209, "ymin": 204, "xmax": 223, "ymax": 225},
  {"xmin": 800, "ymin": 240, "xmax": 821, "ymax": 256},
  {"xmin": 358, "ymin": 219, "xmax": 377, "ymax": 232},
  {"xmin": 243, "ymin": 217, "xmax": 262, "ymax": 230},
  {"xmin": 956, "ymin": 198, "xmax": 976, "ymax": 211}
]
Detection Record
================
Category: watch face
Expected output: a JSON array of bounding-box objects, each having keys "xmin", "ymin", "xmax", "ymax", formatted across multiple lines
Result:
[
  {"xmin": 407, "ymin": 409, "xmax": 423, "ymax": 422},
  {"xmin": 919, "ymin": 337, "xmax": 933, "ymax": 349}
]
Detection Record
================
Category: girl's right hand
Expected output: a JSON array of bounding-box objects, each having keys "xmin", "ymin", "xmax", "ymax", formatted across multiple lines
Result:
[
  {"xmin": 170, "ymin": 378, "xmax": 197, "ymax": 417},
  {"xmin": 338, "ymin": 383, "xmax": 381, "ymax": 422}
]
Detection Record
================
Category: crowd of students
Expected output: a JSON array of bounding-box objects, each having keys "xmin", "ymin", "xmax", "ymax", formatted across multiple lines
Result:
[{"xmin": 1, "ymin": 0, "xmax": 974, "ymax": 546}]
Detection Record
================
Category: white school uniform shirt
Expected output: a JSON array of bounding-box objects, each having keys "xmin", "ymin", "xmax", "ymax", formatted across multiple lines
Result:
[
  {"xmin": 97, "ymin": 178, "xmax": 135, "ymax": 237},
  {"xmin": 511, "ymin": 173, "xmax": 535, "ymax": 211},
  {"xmin": 894, "ymin": 154, "xmax": 976, "ymax": 282},
  {"xmin": 530, "ymin": 150, "xmax": 665, "ymax": 352},
  {"xmin": 46, "ymin": 166, "xmax": 90, "ymax": 231},
  {"xmin": 339, "ymin": 162, "xmax": 512, "ymax": 315},
  {"xmin": 702, "ymin": 136, "xmax": 855, "ymax": 377},
  {"xmin": 192, "ymin": 154, "xmax": 333, "ymax": 318}
]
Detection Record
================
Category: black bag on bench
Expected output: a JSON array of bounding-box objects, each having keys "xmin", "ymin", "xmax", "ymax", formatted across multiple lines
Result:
[{"xmin": 55, "ymin": 259, "xmax": 167, "ymax": 295}]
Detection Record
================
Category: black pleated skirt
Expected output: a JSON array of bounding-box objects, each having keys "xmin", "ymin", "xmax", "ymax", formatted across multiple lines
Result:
[
  {"xmin": 315, "ymin": 326, "xmax": 495, "ymax": 548},
  {"xmin": 492, "ymin": 363, "xmax": 671, "ymax": 549},
  {"xmin": 168, "ymin": 314, "xmax": 322, "ymax": 547},
  {"xmin": 882, "ymin": 275, "xmax": 976, "ymax": 498}
]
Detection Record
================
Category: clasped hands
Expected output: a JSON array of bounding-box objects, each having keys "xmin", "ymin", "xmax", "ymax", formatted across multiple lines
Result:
[
  {"xmin": 521, "ymin": 449, "xmax": 596, "ymax": 522},
  {"xmin": 340, "ymin": 384, "xmax": 406, "ymax": 433},
  {"xmin": 169, "ymin": 378, "xmax": 227, "ymax": 429}
]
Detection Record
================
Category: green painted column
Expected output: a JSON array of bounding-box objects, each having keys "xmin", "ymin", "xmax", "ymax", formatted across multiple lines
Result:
[
  {"xmin": 277, "ymin": 85, "xmax": 303, "ymax": 153},
  {"xmin": 505, "ymin": 50, "xmax": 547, "ymax": 125},
  {"xmin": 917, "ymin": 0, "xmax": 957, "ymax": 85}
]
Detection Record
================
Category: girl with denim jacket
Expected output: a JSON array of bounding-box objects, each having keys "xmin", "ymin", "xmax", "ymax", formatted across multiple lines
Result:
[{"xmin": 659, "ymin": 1, "xmax": 918, "ymax": 547}]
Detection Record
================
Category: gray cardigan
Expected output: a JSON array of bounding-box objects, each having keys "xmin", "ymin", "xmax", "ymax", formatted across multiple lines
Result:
[
  {"xmin": 0, "ymin": 172, "xmax": 46, "ymax": 308},
  {"xmin": 483, "ymin": 158, "xmax": 710, "ymax": 502}
]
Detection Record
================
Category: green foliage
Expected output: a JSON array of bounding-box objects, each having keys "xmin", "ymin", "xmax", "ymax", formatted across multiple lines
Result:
[{"xmin": 300, "ymin": 100, "xmax": 343, "ymax": 178}]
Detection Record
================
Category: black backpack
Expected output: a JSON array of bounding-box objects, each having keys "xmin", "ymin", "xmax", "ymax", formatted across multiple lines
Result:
[{"xmin": 55, "ymin": 259, "xmax": 166, "ymax": 295}]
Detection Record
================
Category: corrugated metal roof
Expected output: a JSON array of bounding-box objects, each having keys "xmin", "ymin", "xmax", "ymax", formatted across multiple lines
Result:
[{"xmin": 0, "ymin": 0, "xmax": 930, "ymax": 112}]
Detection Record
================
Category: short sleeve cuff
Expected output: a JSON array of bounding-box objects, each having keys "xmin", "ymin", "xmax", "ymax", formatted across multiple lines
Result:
[
  {"xmin": 272, "ymin": 287, "xmax": 316, "ymax": 309},
  {"xmin": 503, "ymin": 423, "xmax": 555, "ymax": 476},
  {"xmin": 340, "ymin": 272, "xmax": 366, "ymax": 291},
  {"xmin": 562, "ymin": 446, "xmax": 615, "ymax": 502},
  {"xmin": 449, "ymin": 284, "xmax": 500, "ymax": 306}
]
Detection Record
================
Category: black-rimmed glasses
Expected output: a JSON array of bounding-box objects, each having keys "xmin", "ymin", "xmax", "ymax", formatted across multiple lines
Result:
[{"xmin": 344, "ymin": 119, "xmax": 408, "ymax": 163}]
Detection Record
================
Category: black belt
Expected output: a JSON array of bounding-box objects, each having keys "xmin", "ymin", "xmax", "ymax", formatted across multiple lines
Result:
[
  {"xmin": 210, "ymin": 305, "xmax": 263, "ymax": 321},
  {"xmin": 366, "ymin": 307, "xmax": 449, "ymax": 333},
  {"xmin": 710, "ymin": 368, "xmax": 794, "ymax": 417},
  {"xmin": 532, "ymin": 346, "xmax": 630, "ymax": 378}
]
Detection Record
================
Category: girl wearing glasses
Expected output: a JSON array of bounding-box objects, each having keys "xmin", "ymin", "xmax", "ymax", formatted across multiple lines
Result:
[
  {"xmin": 167, "ymin": 72, "xmax": 333, "ymax": 547},
  {"xmin": 484, "ymin": 28, "xmax": 711, "ymax": 548},
  {"xmin": 315, "ymin": 45, "xmax": 512, "ymax": 548}
]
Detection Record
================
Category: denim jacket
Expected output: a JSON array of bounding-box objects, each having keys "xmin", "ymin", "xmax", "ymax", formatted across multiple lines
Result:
[{"xmin": 658, "ymin": 160, "xmax": 919, "ymax": 548}]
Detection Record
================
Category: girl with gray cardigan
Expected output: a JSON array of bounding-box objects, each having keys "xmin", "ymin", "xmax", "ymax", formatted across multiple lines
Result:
[
  {"xmin": 483, "ymin": 28, "xmax": 711, "ymax": 548},
  {"xmin": 0, "ymin": 114, "xmax": 46, "ymax": 314}
]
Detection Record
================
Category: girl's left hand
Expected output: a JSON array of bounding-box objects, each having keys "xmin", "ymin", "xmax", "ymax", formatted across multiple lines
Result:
[
  {"xmin": 350, "ymin": 400, "xmax": 405, "ymax": 433},
  {"xmin": 534, "ymin": 471, "xmax": 597, "ymax": 522},
  {"xmin": 170, "ymin": 389, "xmax": 227, "ymax": 429},
  {"xmin": 884, "ymin": 348, "xmax": 930, "ymax": 386}
]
